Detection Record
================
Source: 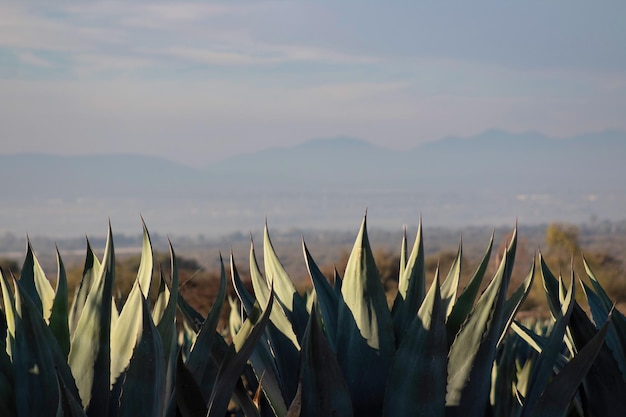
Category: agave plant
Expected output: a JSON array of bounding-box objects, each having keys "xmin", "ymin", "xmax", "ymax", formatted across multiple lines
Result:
[{"xmin": 0, "ymin": 216, "xmax": 623, "ymax": 417}]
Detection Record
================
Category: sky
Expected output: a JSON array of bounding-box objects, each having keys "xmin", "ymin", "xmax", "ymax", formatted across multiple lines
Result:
[{"xmin": 1, "ymin": 0, "xmax": 625, "ymax": 167}]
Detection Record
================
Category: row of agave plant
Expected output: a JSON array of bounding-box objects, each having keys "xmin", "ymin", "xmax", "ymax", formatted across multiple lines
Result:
[{"xmin": 0, "ymin": 216, "xmax": 625, "ymax": 417}]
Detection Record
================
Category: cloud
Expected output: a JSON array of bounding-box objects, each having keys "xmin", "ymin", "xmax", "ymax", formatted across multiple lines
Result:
[{"xmin": 18, "ymin": 52, "xmax": 53, "ymax": 68}]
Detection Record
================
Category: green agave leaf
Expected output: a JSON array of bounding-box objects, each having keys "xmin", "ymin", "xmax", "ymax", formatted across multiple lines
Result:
[
  {"xmin": 228, "ymin": 297, "xmax": 242, "ymax": 337},
  {"xmin": 49, "ymin": 248, "xmax": 70, "ymax": 358},
  {"xmin": 580, "ymin": 279, "xmax": 626, "ymax": 381},
  {"xmin": 69, "ymin": 239, "xmax": 101, "ymax": 336},
  {"xmin": 0, "ymin": 309, "xmax": 15, "ymax": 417},
  {"xmin": 68, "ymin": 224, "xmax": 115, "ymax": 414},
  {"xmin": 264, "ymin": 224, "xmax": 308, "ymax": 340},
  {"xmin": 1, "ymin": 266, "xmax": 17, "ymax": 356},
  {"xmin": 528, "ymin": 319, "xmax": 610, "ymax": 417},
  {"xmin": 303, "ymin": 238, "xmax": 338, "ymax": 351},
  {"xmin": 497, "ymin": 258, "xmax": 535, "ymax": 347},
  {"xmin": 56, "ymin": 370, "xmax": 88, "ymax": 417},
  {"xmin": 392, "ymin": 221, "xmax": 426, "ymax": 342},
  {"xmin": 233, "ymin": 249, "xmax": 295, "ymax": 413},
  {"xmin": 582, "ymin": 258, "xmax": 626, "ymax": 379},
  {"xmin": 119, "ymin": 291, "xmax": 165, "ymax": 417},
  {"xmin": 110, "ymin": 282, "xmax": 144, "ymax": 387},
  {"xmin": 566, "ymin": 296, "xmax": 626, "ymax": 415},
  {"xmin": 510, "ymin": 321, "xmax": 568, "ymax": 369},
  {"xmin": 110, "ymin": 225, "xmax": 154, "ymax": 387},
  {"xmin": 136, "ymin": 220, "xmax": 154, "ymax": 297},
  {"xmin": 206, "ymin": 288, "xmax": 275, "ymax": 417},
  {"xmin": 384, "ymin": 274, "xmax": 447, "ymax": 417},
  {"xmin": 13, "ymin": 279, "xmax": 81, "ymax": 417},
  {"xmin": 230, "ymin": 250, "xmax": 256, "ymax": 314},
  {"xmin": 300, "ymin": 306, "xmax": 353, "ymax": 417},
  {"xmin": 175, "ymin": 350, "xmax": 207, "ymax": 417},
  {"xmin": 399, "ymin": 226, "xmax": 408, "ymax": 279},
  {"xmin": 153, "ymin": 262, "xmax": 180, "ymax": 401},
  {"xmin": 19, "ymin": 239, "xmax": 55, "ymax": 321},
  {"xmin": 520, "ymin": 277, "xmax": 575, "ymax": 417},
  {"xmin": 445, "ymin": 249, "xmax": 511, "ymax": 416},
  {"xmin": 249, "ymin": 239, "xmax": 300, "ymax": 350},
  {"xmin": 538, "ymin": 253, "xmax": 562, "ymax": 320},
  {"xmin": 446, "ymin": 233, "xmax": 493, "ymax": 343},
  {"xmin": 440, "ymin": 240, "xmax": 462, "ymax": 319},
  {"xmin": 186, "ymin": 255, "xmax": 227, "ymax": 398},
  {"xmin": 336, "ymin": 215, "xmax": 395, "ymax": 417}
]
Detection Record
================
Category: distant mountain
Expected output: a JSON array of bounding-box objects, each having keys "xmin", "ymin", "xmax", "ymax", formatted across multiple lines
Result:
[{"xmin": 1, "ymin": 130, "xmax": 625, "ymax": 235}]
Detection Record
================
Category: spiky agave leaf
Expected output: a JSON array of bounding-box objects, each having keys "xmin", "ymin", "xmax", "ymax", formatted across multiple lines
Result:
[
  {"xmin": 185, "ymin": 255, "xmax": 227, "ymax": 400},
  {"xmin": 49, "ymin": 248, "xmax": 70, "ymax": 358},
  {"xmin": 206, "ymin": 287, "xmax": 275, "ymax": 417},
  {"xmin": 68, "ymin": 224, "xmax": 115, "ymax": 414},
  {"xmin": 384, "ymin": 273, "xmax": 447, "ymax": 417},
  {"xmin": 445, "ymin": 248, "xmax": 512, "ymax": 416},
  {"xmin": 68, "ymin": 239, "xmax": 101, "ymax": 336},
  {"xmin": 110, "ymin": 223, "xmax": 154, "ymax": 387},
  {"xmin": 19, "ymin": 239, "xmax": 55, "ymax": 321},
  {"xmin": 303, "ymin": 238, "xmax": 338, "ymax": 352},
  {"xmin": 300, "ymin": 306, "xmax": 353, "ymax": 417},
  {"xmin": 440, "ymin": 240, "xmax": 462, "ymax": 319},
  {"xmin": 336, "ymin": 215, "xmax": 395, "ymax": 417},
  {"xmin": 231, "ymin": 251, "xmax": 289, "ymax": 416},
  {"xmin": 13, "ymin": 278, "xmax": 81, "ymax": 417},
  {"xmin": 118, "ymin": 291, "xmax": 165, "ymax": 417},
  {"xmin": 264, "ymin": 224, "xmax": 309, "ymax": 340},
  {"xmin": 392, "ymin": 220, "xmax": 426, "ymax": 343}
]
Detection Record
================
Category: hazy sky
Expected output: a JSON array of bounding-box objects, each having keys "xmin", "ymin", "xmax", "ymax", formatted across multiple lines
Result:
[{"xmin": 1, "ymin": 1, "xmax": 625, "ymax": 166}]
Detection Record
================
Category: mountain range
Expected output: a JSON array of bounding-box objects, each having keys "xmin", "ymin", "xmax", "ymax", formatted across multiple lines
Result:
[{"xmin": 1, "ymin": 130, "xmax": 625, "ymax": 236}]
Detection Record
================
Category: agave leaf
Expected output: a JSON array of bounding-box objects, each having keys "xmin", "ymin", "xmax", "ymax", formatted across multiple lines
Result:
[
  {"xmin": 392, "ymin": 221, "xmax": 426, "ymax": 342},
  {"xmin": 334, "ymin": 267, "xmax": 343, "ymax": 293},
  {"xmin": 528, "ymin": 319, "xmax": 610, "ymax": 417},
  {"xmin": 49, "ymin": 248, "xmax": 70, "ymax": 358},
  {"xmin": 228, "ymin": 297, "xmax": 242, "ymax": 337},
  {"xmin": 110, "ymin": 282, "xmax": 144, "ymax": 387},
  {"xmin": 230, "ymin": 250, "xmax": 256, "ymax": 315},
  {"xmin": 336, "ymin": 215, "xmax": 395, "ymax": 417},
  {"xmin": 249, "ymin": 239, "xmax": 300, "ymax": 350},
  {"xmin": 175, "ymin": 350, "xmax": 207, "ymax": 417},
  {"xmin": 303, "ymin": 238, "xmax": 338, "ymax": 351},
  {"xmin": 497, "ymin": 259, "xmax": 535, "ymax": 346},
  {"xmin": 399, "ymin": 226, "xmax": 408, "ymax": 279},
  {"xmin": 440, "ymin": 240, "xmax": 462, "ymax": 319},
  {"xmin": 69, "ymin": 239, "xmax": 101, "ymax": 335},
  {"xmin": 19, "ymin": 239, "xmax": 55, "ymax": 321},
  {"xmin": 384, "ymin": 274, "xmax": 447, "ymax": 417},
  {"xmin": 56, "ymin": 370, "xmax": 88, "ymax": 417},
  {"xmin": 1, "ymin": 267, "xmax": 16, "ymax": 355},
  {"xmin": 69, "ymin": 224, "xmax": 115, "ymax": 414},
  {"xmin": 520, "ymin": 277, "xmax": 575, "ymax": 417},
  {"xmin": 119, "ymin": 291, "xmax": 165, "ymax": 417},
  {"xmin": 186, "ymin": 255, "xmax": 227, "ymax": 395},
  {"xmin": 538, "ymin": 253, "xmax": 562, "ymax": 320},
  {"xmin": 13, "ymin": 279, "xmax": 81, "ymax": 417},
  {"xmin": 136, "ymin": 220, "xmax": 154, "ymax": 297},
  {"xmin": 264, "ymin": 224, "xmax": 308, "ymax": 339},
  {"xmin": 154, "ymin": 259, "xmax": 180, "ymax": 389},
  {"xmin": 206, "ymin": 288, "xmax": 275, "ymax": 417},
  {"xmin": 110, "ymin": 224, "xmax": 154, "ymax": 386},
  {"xmin": 0, "ymin": 309, "xmax": 15, "ymax": 417},
  {"xmin": 445, "ymin": 249, "xmax": 511, "ymax": 415},
  {"xmin": 236, "ymin": 248, "xmax": 298, "ymax": 411},
  {"xmin": 300, "ymin": 306, "xmax": 353, "ymax": 417},
  {"xmin": 566, "ymin": 293, "xmax": 626, "ymax": 415},
  {"xmin": 580, "ymin": 279, "xmax": 626, "ymax": 380},
  {"xmin": 582, "ymin": 258, "xmax": 626, "ymax": 378},
  {"xmin": 446, "ymin": 233, "xmax": 493, "ymax": 342},
  {"xmin": 510, "ymin": 321, "xmax": 569, "ymax": 369}
]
